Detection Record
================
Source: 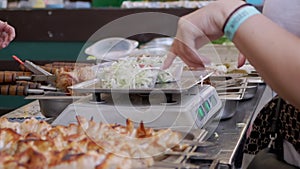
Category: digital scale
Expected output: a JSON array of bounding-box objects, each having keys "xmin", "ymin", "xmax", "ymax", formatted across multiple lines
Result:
[{"xmin": 52, "ymin": 71, "xmax": 223, "ymax": 131}]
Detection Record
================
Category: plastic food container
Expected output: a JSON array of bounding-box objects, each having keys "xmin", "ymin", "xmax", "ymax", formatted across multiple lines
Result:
[
  {"xmin": 85, "ymin": 37, "xmax": 139, "ymax": 62},
  {"xmin": 129, "ymin": 47, "xmax": 168, "ymax": 58},
  {"xmin": 141, "ymin": 37, "xmax": 174, "ymax": 49}
]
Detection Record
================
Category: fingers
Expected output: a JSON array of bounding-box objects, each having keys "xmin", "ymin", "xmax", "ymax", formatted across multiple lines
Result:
[
  {"xmin": 237, "ymin": 52, "xmax": 246, "ymax": 68},
  {"xmin": 164, "ymin": 6, "xmax": 224, "ymax": 70},
  {"xmin": 163, "ymin": 37, "xmax": 206, "ymax": 70},
  {"xmin": 0, "ymin": 21, "xmax": 16, "ymax": 49},
  {"xmin": 178, "ymin": 42, "xmax": 211, "ymax": 67},
  {"xmin": 162, "ymin": 50, "xmax": 176, "ymax": 70},
  {"xmin": 175, "ymin": 40, "xmax": 205, "ymax": 67}
]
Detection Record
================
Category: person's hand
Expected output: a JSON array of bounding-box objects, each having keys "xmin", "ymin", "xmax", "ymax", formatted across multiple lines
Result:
[
  {"xmin": 0, "ymin": 21, "xmax": 15, "ymax": 49},
  {"xmin": 237, "ymin": 52, "xmax": 247, "ymax": 68},
  {"xmin": 163, "ymin": 0, "xmax": 245, "ymax": 69}
]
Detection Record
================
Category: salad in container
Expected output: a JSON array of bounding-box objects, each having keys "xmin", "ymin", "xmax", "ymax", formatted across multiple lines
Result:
[{"xmin": 96, "ymin": 53, "xmax": 184, "ymax": 89}]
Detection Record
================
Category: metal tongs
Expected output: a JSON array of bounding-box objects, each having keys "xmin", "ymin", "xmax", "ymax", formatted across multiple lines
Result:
[{"xmin": 12, "ymin": 55, "xmax": 56, "ymax": 85}]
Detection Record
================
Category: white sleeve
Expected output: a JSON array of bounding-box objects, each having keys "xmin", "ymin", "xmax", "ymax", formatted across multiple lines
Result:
[{"xmin": 263, "ymin": 0, "xmax": 300, "ymax": 37}]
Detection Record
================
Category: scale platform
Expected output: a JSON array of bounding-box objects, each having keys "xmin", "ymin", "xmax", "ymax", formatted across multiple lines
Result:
[
  {"xmin": 53, "ymin": 86, "xmax": 222, "ymax": 131},
  {"xmin": 53, "ymin": 70, "xmax": 222, "ymax": 131}
]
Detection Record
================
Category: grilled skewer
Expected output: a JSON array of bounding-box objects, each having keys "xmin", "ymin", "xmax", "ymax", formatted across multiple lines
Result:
[
  {"xmin": 45, "ymin": 62, "xmax": 94, "ymax": 67},
  {"xmin": 16, "ymin": 81, "xmax": 58, "ymax": 91},
  {"xmin": 19, "ymin": 62, "xmax": 95, "ymax": 74},
  {"xmin": 0, "ymin": 85, "xmax": 44, "ymax": 96},
  {"xmin": 216, "ymin": 85, "xmax": 257, "ymax": 91},
  {"xmin": 0, "ymin": 71, "xmax": 56, "ymax": 84},
  {"xmin": 1, "ymin": 71, "xmax": 32, "ymax": 76}
]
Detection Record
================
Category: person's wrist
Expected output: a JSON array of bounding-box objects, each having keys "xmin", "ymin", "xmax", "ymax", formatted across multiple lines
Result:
[
  {"xmin": 223, "ymin": 5, "xmax": 260, "ymax": 40},
  {"xmin": 214, "ymin": 0, "xmax": 246, "ymax": 31}
]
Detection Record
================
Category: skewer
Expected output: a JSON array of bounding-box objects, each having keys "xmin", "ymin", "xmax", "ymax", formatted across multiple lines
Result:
[
  {"xmin": 180, "ymin": 140, "xmax": 216, "ymax": 147},
  {"xmin": 0, "ymin": 71, "xmax": 56, "ymax": 84},
  {"xmin": 151, "ymin": 161, "xmax": 200, "ymax": 169},
  {"xmin": 16, "ymin": 81, "xmax": 58, "ymax": 91},
  {"xmin": 163, "ymin": 150, "xmax": 208, "ymax": 157},
  {"xmin": 216, "ymin": 85, "xmax": 257, "ymax": 91},
  {"xmin": 0, "ymin": 85, "xmax": 44, "ymax": 96}
]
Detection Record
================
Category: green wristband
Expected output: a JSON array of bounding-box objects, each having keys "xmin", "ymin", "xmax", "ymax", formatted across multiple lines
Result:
[{"xmin": 224, "ymin": 5, "xmax": 260, "ymax": 41}]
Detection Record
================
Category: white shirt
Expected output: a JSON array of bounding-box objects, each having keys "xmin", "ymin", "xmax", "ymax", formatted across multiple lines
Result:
[
  {"xmin": 263, "ymin": 0, "xmax": 300, "ymax": 37},
  {"xmin": 263, "ymin": 1, "xmax": 300, "ymax": 167}
]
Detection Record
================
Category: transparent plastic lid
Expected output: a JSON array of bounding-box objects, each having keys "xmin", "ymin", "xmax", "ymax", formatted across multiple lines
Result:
[{"xmin": 85, "ymin": 37, "xmax": 139, "ymax": 61}]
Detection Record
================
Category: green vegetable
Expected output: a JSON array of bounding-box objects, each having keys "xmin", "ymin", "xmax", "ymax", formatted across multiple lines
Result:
[{"xmin": 211, "ymin": 36, "xmax": 232, "ymax": 45}]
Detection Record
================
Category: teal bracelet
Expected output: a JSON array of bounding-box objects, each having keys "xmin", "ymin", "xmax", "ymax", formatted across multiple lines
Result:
[{"xmin": 224, "ymin": 5, "xmax": 260, "ymax": 41}]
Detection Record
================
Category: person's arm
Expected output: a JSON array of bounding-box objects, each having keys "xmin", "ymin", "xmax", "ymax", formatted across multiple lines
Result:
[
  {"xmin": 163, "ymin": 0, "xmax": 300, "ymax": 109},
  {"xmin": 0, "ymin": 20, "xmax": 15, "ymax": 49},
  {"xmin": 233, "ymin": 14, "xmax": 300, "ymax": 108}
]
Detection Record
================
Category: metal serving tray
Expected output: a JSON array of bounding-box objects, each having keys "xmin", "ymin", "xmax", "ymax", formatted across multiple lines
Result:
[{"xmin": 69, "ymin": 70, "xmax": 213, "ymax": 94}]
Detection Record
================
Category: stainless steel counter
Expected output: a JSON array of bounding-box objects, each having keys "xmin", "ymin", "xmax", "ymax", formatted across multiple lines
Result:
[{"xmin": 188, "ymin": 84, "xmax": 267, "ymax": 169}]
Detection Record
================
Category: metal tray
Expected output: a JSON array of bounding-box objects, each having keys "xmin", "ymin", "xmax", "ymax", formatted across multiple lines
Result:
[
  {"xmin": 25, "ymin": 92, "xmax": 84, "ymax": 118},
  {"xmin": 69, "ymin": 70, "xmax": 213, "ymax": 94}
]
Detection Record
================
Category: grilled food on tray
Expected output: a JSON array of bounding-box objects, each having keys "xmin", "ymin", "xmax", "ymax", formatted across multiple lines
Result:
[
  {"xmin": 19, "ymin": 58, "xmax": 183, "ymax": 93},
  {"xmin": 19, "ymin": 62, "xmax": 97, "ymax": 93},
  {"xmin": 0, "ymin": 116, "xmax": 185, "ymax": 169},
  {"xmin": 54, "ymin": 66, "xmax": 96, "ymax": 93},
  {"xmin": 204, "ymin": 62, "xmax": 255, "ymax": 76}
]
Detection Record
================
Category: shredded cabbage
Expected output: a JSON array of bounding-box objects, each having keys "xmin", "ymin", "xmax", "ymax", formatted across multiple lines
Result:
[
  {"xmin": 97, "ymin": 58, "xmax": 156, "ymax": 88},
  {"xmin": 137, "ymin": 55, "xmax": 183, "ymax": 83},
  {"xmin": 97, "ymin": 55, "xmax": 182, "ymax": 88}
]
